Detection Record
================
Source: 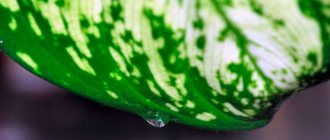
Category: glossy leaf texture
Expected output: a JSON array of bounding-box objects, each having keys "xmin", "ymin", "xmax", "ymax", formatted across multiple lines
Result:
[{"xmin": 0, "ymin": 0, "xmax": 330, "ymax": 130}]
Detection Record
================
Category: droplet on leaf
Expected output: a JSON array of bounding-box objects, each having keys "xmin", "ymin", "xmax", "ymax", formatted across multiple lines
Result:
[
  {"xmin": 146, "ymin": 119, "xmax": 167, "ymax": 128},
  {"xmin": 143, "ymin": 111, "xmax": 169, "ymax": 128}
]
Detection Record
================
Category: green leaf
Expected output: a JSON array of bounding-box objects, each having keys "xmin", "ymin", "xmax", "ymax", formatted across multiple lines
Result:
[{"xmin": 0, "ymin": 0, "xmax": 329, "ymax": 130}]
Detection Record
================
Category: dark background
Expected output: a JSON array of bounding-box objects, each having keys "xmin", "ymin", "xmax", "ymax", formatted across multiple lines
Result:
[{"xmin": 0, "ymin": 52, "xmax": 329, "ymax": 140}]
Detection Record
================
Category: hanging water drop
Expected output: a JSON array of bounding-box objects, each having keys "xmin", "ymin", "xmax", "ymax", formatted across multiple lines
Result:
[
  {"xmin": 146, "ymin": 119, "xmax": 167, "ymax": 128},
  {"xmin": 144, "ymin": 111, "xmax": 169, "ymax": 128}
]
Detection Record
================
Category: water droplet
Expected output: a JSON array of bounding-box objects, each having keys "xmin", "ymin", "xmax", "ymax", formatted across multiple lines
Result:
[
  {"xmin": 146, "ymin": 119, "xmax": 167, "ymax": 128},
  {"xmin": 144, "ymin": 111, "xmax": 169, "ymax": 128}
]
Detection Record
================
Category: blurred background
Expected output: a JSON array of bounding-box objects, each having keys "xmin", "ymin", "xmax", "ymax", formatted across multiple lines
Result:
[{"xmin": 0, "ymin": 52, "xmax": 330, "ymax": 140}]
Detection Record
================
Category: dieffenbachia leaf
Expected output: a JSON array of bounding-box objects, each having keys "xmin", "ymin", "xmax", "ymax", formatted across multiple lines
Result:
[{"xmin": 0, "ymin": 0, "xmax": 329, "ymax": 130}]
